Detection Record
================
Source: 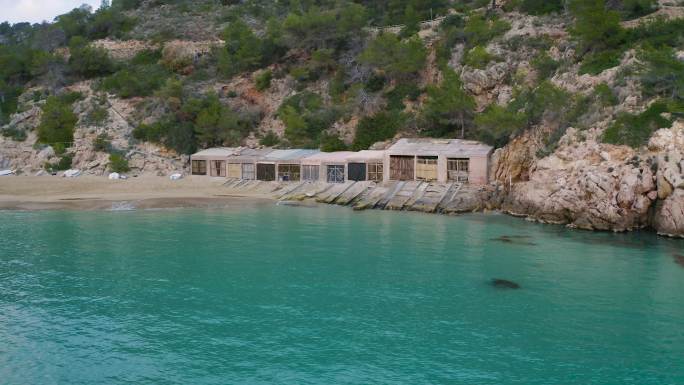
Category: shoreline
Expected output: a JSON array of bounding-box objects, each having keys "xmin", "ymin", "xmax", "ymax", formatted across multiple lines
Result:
[
  {"xmin": 1, "ymin": 175, "xmax": 682, "ymax": 240},
  {"xmin": 0, "ymin": 175, "xmax": 273, "ymax": 211}
]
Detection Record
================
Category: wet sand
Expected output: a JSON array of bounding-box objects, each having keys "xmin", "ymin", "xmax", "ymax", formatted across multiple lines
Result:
[{"xmin": 0, "ymin": 175, "xmax": 273, "ymax": 210}]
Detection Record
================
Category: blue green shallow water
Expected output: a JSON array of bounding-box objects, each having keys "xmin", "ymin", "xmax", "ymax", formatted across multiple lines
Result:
[{"xmin": 1, "ymin": 202, "xmax": 684, "ymax": 385}]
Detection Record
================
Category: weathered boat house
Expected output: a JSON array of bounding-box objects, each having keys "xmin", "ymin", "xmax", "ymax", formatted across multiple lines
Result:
[
  {"xmin": 384, "ymin": 139, "xmax": 492, "ymax": 185},
  {"xmin": 190, "ymin": 147, "xmax": 238, "ymax": 177},
  {"xmin": 345, "ymin": 150, "xmax": 385, "ymax": 182},
  {"xmin": 255, "ymin": 149, "xmax": 320, "ymax": 182},
  {"xmin": 226, "ymin": 148, "xmax": 273, "ymax": 180},
  {"xmin": 300, "ymin": 152, "xmax": 357, "ymax": 183}
]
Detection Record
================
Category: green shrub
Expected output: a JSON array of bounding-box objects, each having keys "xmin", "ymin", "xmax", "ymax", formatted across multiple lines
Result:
[
  {"xmin": 260, "ymin": 131, "xmax": 280, "ymax": 146},
  {"xmin": 109, "ymin": 153, "xmax": 130, "ymax": 173},
  {"xmin": 1, "ymin": 127, "xmax": 27, "ymax": 141},
  {"xmin": 619, "ymin": 0, "xmax": 658, "ymax": 20},
  {"xmin": 569, "ymin": 0, "xmax": 625, "ymax": 54},
  {"xmin": 421, "ymin": 70, "xmax": 475, "ymax": 138},
  {"xmin": 638, "ymin": 46, "xmax": 684, "ymax": 102},
  {"xmin": 46, "ymin": 154, "xmax": 73, "ymax": 172},
  {"xmin": 365, "ymin": 73, "xmax": 387, "ymax": 93},
  {"xmin": 93, "ymin": 133, "xmax": 112, "ymax": 152},
  {"xmin": 510, "ymin": 81, "xmax": 571, "ymax": 125},
  {"xmin": 37, "ymin": 94, "xmax": 79, "ymax": 147},
  {"xmin": 463, "ymin": 14, "xmax": 511, "ymax": 48},
  {"xmin": 579, "ymin": 50, "xmax": 622, "ymax": 75},
  {"xmin": 385, "ymin": 81, "xmax": 421, "ymax": 111},
  {"xmin": 68, "ymin": 39, "xmax": 116, "ymax": 78},
  {"xmin": 101, "ymin": 63, "xmax": 170, "ymax": 98},
  {"xmin": 593, "ymin": 83, "xmax": 618, "ymax": 106},
  {"xmin": 352, "ymin": 111, "xmax": 405, "ymax": 150},
  {"xmin": 254, "ymin": 69, "xmax": 272, "ymax": 92},
  {"xmin": 464, "ymin": 46, "xmax": 497, "ymax": 69},
  {"xmin": 359, "ymin": 34, "xmax": 427, "ymax": 79},
  {"xmin": 131, "ymin": 49, "xmax": 162, "ymax": 66},
  {"xmin": 624, "ymin": 18, "xmax": 684, "ymax": 48},
  {"xmin": 319, "ymin": 133, "xmax": 348, "ymax": 152},
  {"xmin": 86, "ymin": 105, "xmax": 109, "ymax": 126},
  {"xmin": 602, "ymin": 101, "xmax": 673, "ymax": 147},
  {"xmin": 474, "ymin": 104, "xmax": 526, "ymax": 147},
  {"xmin": 133, "ymin": 121, "xmax": 164, "ymax": 143},
  {"xmin": 531, "ymin": 52, "xmax": 559, "ymax": 80},
  {"xmin": 519, "ymin": 0, "xmax": 564, "ymax": 15}
]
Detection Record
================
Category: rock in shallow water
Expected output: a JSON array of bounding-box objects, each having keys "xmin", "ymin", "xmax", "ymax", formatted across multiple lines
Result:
[
  {"xmin": 674, "ymin": 254, "xmax": 684, "ymax": 268},
  {"xmin": 491, "ymin": 279, "xmax": 521, "ymax": 289}
]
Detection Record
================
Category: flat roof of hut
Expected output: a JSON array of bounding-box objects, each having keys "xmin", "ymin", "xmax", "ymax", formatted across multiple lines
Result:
[
  {"xmin": 345, "ymin": 150, "xmax": 385, "ymax": 163},
  {"xmin": 301, "ymin": 151, "xmax": 357, "ymax": 165},
  {"xmin": 259, "ymin": 149, "xmax": 321, "ymax": 163},
  {"xmin": 386, "ymin": 138, "xmax": 493, "ymax": 157},
  {"xmin": 228, "ymin": 148, "xmax": 274, "ymax": 162},
  {"xmin": 191, "ymin": 147, "xmax": 239, "ymax": 159}
]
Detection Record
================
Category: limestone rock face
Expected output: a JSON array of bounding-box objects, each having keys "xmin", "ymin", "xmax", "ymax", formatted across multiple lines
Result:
[
  {"xmin": 649, "ymin": 123, "xmax": 684, "ymax": 237},
  {"xmin": 490, "ymin": 133, "xmax": 538, "ymax": 183},
  {"xmin": 461, "ymin": 62, "xmax": 509, "ymax": 96},
  {"xmin": 501, "ymin": 140, "xmax": 656, "ymax": 231},
  {"xmin": 654, "ymin": 189, "xmax": 684, "ymax": 238}
]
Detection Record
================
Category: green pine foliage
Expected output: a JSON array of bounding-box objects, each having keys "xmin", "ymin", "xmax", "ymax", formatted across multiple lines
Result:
[
  {"xmin": 421, "ymin": 70, "xmax": 475, "ymax": 138},
  {"xmin": 359, "ymin": 34, "xmax": 427, "ymax": 79},
  {"xmin": 277, "ymin": 92, "xmax": 339, "ymax": 148},
  {"xmin": 531, "ymin": 52, "xmax": 560, "ymax": 80},
  {"xmin": 68, "ymin": 38, "xmax": 116, "ymax": 79},
  {"xmin": 37, "ymin": 93, "xmax": 82, "ymax": 149},
  {"xmin": 101, "ymin": 51, "xmax": 170, "ymax": 98},
  {"xmin": 463, "ymin": 46, "xmax": 498, "ymax": 69},
  {"xmin": 638, "ymin": 47, "xmax": 684, "ymax": 102},
  {"xmin": 108, "ymin": 152, "xmax": 130, "ymax": 173},
  {"xmin": 602, "ymin": 101, "xmax": 673, "ymax": 148},
  {"xmin": 352, "ymin": 111, "xmax": 405, "ymax": 150},
  {"xmin": 254, "ymin": 69, "xmax": 272, "ymax": 92},
  {"xmin": 474, "ymin": 104, "xmax": 527, "ymax": 147}
]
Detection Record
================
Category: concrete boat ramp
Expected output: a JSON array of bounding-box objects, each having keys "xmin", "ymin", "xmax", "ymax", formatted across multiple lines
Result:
[{"xmin": 221, "ymin": 179, "xmax": 489, "ymax": 214}]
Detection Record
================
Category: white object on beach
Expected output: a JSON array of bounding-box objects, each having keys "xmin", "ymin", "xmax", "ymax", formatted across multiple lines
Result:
[
  {"xmin": 63, "ymin": 169, "xmax": 81, "ymax": 178},
  {"xmin": 108, "ymin": 172, "xmax": 120, "ymax": 180},
  {"xmin": 0, "ymin": 170, "xmax": 15, "ymax": 176},
  {"xmin": 169, "ymin": 173, "xmax": 183, "ymax": 180}
]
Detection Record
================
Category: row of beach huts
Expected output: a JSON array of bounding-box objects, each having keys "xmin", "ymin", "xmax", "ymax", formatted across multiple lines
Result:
[{"xmin": 190, "ymin": 138, "xmax": 493, "ymax": 185}]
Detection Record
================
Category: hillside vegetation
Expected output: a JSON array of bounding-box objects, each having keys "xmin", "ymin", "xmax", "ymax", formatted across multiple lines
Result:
[{"xmin": 0, "ymin": 0, "xmax": 682, "ymax": 172}]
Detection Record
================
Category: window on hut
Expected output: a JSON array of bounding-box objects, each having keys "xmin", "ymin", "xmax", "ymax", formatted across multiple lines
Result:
[
  {"xmin": 368, "ymin": 163, "xmax": 383, "ymax": 182},
  {"xmin": 192, "ymin": 160, "xmax": 207, "ymax": 175},
  {"xmin": 242, "ymin": 163, "xmax": 255, "ymax": 180},
  {"xmin": 448, "ymin": 158, "xmax": 469, "ymax": 183},
  {"xmin": 302, "ymin": 165, "xmax": 320, "ymax": 181},
  {"xmin": 278, "ymin": 164, "xmax": 301, "ymax": 181},
  {"xmin": 327, "ymin": 165, "xmax": 345, "ymax": 183}
]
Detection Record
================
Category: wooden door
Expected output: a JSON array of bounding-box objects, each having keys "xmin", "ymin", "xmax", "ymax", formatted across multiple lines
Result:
[
  {"xmin": 416, "ymin": 156, "xmax": 438, "ymax": 181},
  {"xmin": 227, "ymin": 163, "xmax": 241, "ymax": 178},
  {"xmin": 257, "ymin": 163, "xmax": 275, "ymax": 181},
  {"xmin": 390, "ymin": 156, "xmax": 414, "ymax": 181}
]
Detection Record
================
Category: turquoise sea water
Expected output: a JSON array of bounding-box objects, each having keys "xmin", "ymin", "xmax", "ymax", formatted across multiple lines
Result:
[{"xmin": 1, "ymin": 202, "xmax": 683, "ymax": 385}]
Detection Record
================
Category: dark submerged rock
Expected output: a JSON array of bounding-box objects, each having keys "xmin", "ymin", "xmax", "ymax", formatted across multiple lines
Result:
[
  {"xmin": 491, "ymin": 279, "xmax": 521, "ymax": 289},
  {"xmin": 490, "ymin": 235, "xmax": 537, "ymax": 246},
  {"xmin": 674, "ymin": 254, "xmax": 684, "ymax": 268}
]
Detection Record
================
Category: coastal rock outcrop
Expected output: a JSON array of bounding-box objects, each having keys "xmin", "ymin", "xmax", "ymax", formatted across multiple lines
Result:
[
  {"xmin": 649, "ymin": 124, "xmax": 684, "ymax": 237},
  {"xmin": 500, "ymin": 137, "xmax": 656, "ymax": 232}
]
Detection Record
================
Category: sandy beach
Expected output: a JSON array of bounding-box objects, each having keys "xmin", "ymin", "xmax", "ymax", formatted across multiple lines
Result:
[{"xmin": 0, "ymin": 175, "xmax": 273, "ymax": 210}]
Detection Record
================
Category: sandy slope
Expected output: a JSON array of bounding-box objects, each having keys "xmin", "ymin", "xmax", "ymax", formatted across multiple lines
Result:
[{"xmin": 0, "ymin": 175, "xmax": 271, "ymax": 210}]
